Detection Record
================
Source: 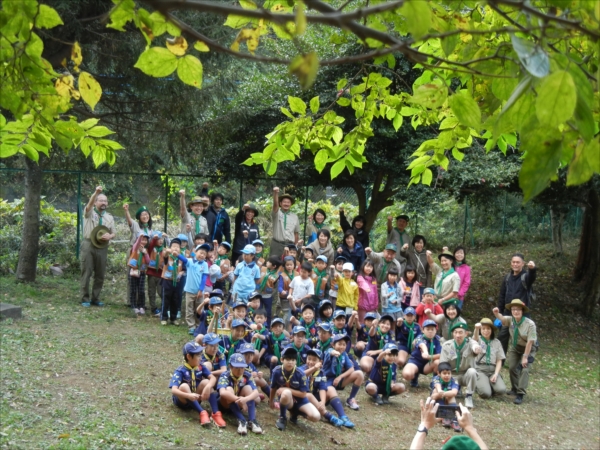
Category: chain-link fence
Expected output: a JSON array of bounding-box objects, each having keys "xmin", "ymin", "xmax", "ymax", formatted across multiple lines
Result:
[{"xmin": 0, "ymin": 168, "xmax": 583, "ymax": 275}]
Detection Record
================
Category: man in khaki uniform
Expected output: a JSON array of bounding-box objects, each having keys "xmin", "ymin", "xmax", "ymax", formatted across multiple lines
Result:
[
  {"xmin": 80, "ymin": 186, "xmax": 116, "ymax": 307},
  {"xmin": 439, "ymin": 322, "xmax": 481, "ymax": 409},
  {"xmin": 270, "ymin": 187, "xmax": 299, "ymax": 258},
  {"xmin": 179, "ymin": 189, "xmax": 208, "ymax": 244},
  {"xmin": 493, "ymin": 300, "xmax": 537, "ymax": 405}
]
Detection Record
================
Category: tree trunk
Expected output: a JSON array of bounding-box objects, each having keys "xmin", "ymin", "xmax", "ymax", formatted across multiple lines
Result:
[
  {"xmin": 15, "ymin": 158, "xmax": 43, "ymax": 282},
  {"xmin": 573, "ymin": 187, "xmax": 600, "ymax": 316},
  {"xmin": 550, "ymin": 204, "xmax": 565, "ymax": 255}
]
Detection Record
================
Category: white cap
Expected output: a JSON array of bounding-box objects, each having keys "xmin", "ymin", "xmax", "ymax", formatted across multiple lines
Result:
[{"xmin": 342, "ymin": 262, "xmax": 354, "ymax": 272}]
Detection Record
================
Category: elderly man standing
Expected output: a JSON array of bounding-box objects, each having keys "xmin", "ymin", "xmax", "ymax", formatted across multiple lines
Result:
[
  {"xmin": 270, "ymin": 187, "xmax": 299, "ymax": 258},
  {"xmin": 179, "ymin": 189, "xmax": 208, "ymax": 243},
  {"xmin": 80, "ymin": 186, "xmax": 116, "ymax": 307},
  {"xmin": 365, "ymin": 244, "xmax": 405, "ymax": 287}
]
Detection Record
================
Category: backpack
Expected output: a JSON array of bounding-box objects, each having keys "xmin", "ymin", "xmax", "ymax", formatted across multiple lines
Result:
[{"xmin": 504, "ymin": 272, "xmax": 536, "ymax": 306}]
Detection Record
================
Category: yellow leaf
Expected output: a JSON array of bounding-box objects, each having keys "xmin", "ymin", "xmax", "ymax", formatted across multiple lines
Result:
[
  {"xmin": 231, "ymin": 28, "xmax": 260, "ymax": 54},
  {"xmin": 166, "ymin": 36, "xmax": 188, "ymax": 56},
  {"xmin": 79, "ymin": 72, "xmax": 102, "ymax": 111},
  {"xmin": 55, "ymin": 75, "xmax": 79, "ymax": 100},
  {"xmin": 71, "ymin": 42, "xmax": 82, "ymax": 72},
  {"xmin": 289, "ymin": 52, "xmax": 319, "ymax": 90},
  {"xmin": 58, "ymin": 434, "xmax": 70, "ymax": 439},
  {"xmin": 194, "ymin": 41, "xmax": 210, "ymax": 52}
]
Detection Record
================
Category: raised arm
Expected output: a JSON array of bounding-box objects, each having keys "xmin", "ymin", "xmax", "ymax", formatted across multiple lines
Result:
[
  {"xmin": 85, "ymin": 186, "xmax": 103, "ymax": 214},
  {"xmin": 386, "ymin": 215, "xmax": 393, "ymax": 234},
  {"xmin": 179, "ymin": 190, "xmax": 187, "ymax": 218},
  {"xmin": 123, "ymin": 203, "xmax": 133, "ymax": 227},
  {"xmin": 272, "ymin": 186, "xmax": 280, "ymax": 214}
]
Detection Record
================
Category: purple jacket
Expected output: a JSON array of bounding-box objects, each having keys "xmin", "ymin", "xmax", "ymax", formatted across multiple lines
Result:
[{"xmin": 455, "ymin": 263, "xmax": 471, "ymax": 301}]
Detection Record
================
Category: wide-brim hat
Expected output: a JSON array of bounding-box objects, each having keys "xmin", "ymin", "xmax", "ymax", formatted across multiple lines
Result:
[
  {"xmin": 246, "ymin": 203, "xmax": 259, "ymax": 217},
  {"xmin": 506, "ymin": 299, "xmax": 529, "ymax": 313},
  {"xmin": 479, "ymin": 318, "xmax": 497, "ymax": 332},
  {"xmin": 279, "ymin": 193, "xmax": 295, "ymax": 205},
  {"xmin": 187, "ymin": 196, "xmax": 205, "ymax": 209},
  {"xmin": 395, "ymin": 214, "xmax": 410, "ymax": 222},
  {"xmin": 438, "ymin": 250, "xmax": 455, "ymax": 261},
  {"xmin": 90, "ymin": 225, "xmax": 110, "ymax": 248},
  {"xmin": 135, "ymin": 206, "xmax": 149, "ymax": 220}
]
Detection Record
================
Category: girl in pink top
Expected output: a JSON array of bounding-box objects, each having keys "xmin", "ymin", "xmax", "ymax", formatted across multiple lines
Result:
[
  {"xmin": 453, "ymin": 246, "xmax": 471, "ymax": 309},
  {"xmin": 399, "ymin": 264, "xmax": 421, "ymax": 309},
  {"xmin": 357, "ymin": 260, "xmax": 378, "ymax": 322}
]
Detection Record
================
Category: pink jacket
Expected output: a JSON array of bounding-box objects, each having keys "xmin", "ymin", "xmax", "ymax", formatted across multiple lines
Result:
[
  {"xmin": 399, "ymin": 278, "xmax": 421, "ymax": 307},
  {"xmin": 357, "ymin": 275, "xmax": 379, "ymax": 311},
  {"xmin": 455, "ymin": 264, "xmax": 471, "ymax": 301}
]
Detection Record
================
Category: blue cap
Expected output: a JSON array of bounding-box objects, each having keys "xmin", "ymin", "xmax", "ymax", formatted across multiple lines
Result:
[
  {"xmin": 332, "ymin": 309, "xmax": 347, "ymax": 320},
  {"xmin": 423, "ymin": 287, "xmax": 436, "ymax": 296},
  {"xmin": 292, "ymin": 326, "xmax": 306, "ymax": 335},
  {"xmin": 248, "ymin": 291, "xmax": 261, "ymax": 301},
  {"xmin": 317, "ymin": 322, "xmax": 332, "ymax": 332},
  {"xmin": 384, "ymin": 243, "xmax": 398, "ymax": 252},
  {"xmin": 315, "ymin": 255, "xmax": 328, "ymax": 263},
  {"xmin": 383, "ymin": 342, "xmax": 399, "ymax": 352},
  {"xmin": 177, "ymin": 233, "xmax": 188, "ymax": 242},
  {"xmin": 232, "ymin": 301, "xmax": 247, "ymax": 310},
  {"xmin": 334, "ymin": 255, "xmax": 347, "ymax": 262},
  {"xmin": 153, "ymin": 231, "xmax": 163, "ymax": 239},
  {"xmin": 239, "ymin": 343, "xmax": 255, "ymax": 354},
  {"xmin": 195, "ymin": 243, "xmax": 211, "ymax": 252},
  {"xmin": 364, "ymin": 312, "xmax": 378, "ymax": 320},
  {"xmin": 280, "ymin": 346, "xmax": 298, "ymax": 358},
  {"xmin": 423, "ymin": 319, "xmax": 438, "ymax": 328},
  {"xmin": 138, "ymin": 231, "xmax": 150, "ymax": 239},
  {"xmin": 252, "ymin": 239, "xmax": 264, "ymax": 246},
  {"xmin": 231, "ymin": 319, "xmax": 247, "ymax": 329},
  {"xmin": 211, "ymin": 289, "xmax": 224, "ymax": 297},
  {"xmin": 379, "ymin": 314, "xmax": 395, "ymax": 324},
  {"xmin": 242, "ymin": 244, "xmax": 256, "ymax": 254},
  {"xmin": 332, "ymin": 333, "xmax": 350, "ymax": 343},
  {"xmin": 229, "ymin": 353, "xmax": 247, "ymax": 368},
  {"xmin": 220, "ymin": 241, "xmax": 232, "ymax": 250},
  {"xmin": 183, "ymin": 341, "xmax": 203, "ymax": 356},
  {"xmin": 271, "ymin": 318, "xmax": 285, "ymax": 327},
  {"xmin": 209, "ymin": 297, "xmax": 223, "ymax": 305},
  {"xmin": 307, "ymin": 348, "xmax": 323, "ymax": 359},
  {"xmin": 301, "ymin": 303, "xmax": 315, "ymax": 312},
  {"xmin": 404, "ymin": 307, "xmax": 416, "ymax": 316},
  {"xmin": 318, "ymin": 299, "xmax": 332, "ymax": 310},
  {"xmin": 203, "ymin": 333, "xmax": 221, "ymax": 345}
]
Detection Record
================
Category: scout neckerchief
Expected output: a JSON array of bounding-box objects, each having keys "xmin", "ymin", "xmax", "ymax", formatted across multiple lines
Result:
[
  {"xmin": 335, "ymin": 354, "xmax": 344, "ymax": 377},
  {"xmin": 376, "ymin": 327, "xmax": 387, "ymax": 349},
  {"xmin": 292, "ymin": 343, "xmax": 304, "ymax": 365},
  {"xmin": 512, "ymin": 316, "xmax": 525, "ymax": 348},
  {"xmin": 137, "ymin": 246, "xmax": 144, "ymax": 269},
  {"xmin": 282, "ymin": 366, "xmax": 296, "ymax": 387},
  {"xmin": 191, "ymin": 212, "xmax": 202, "ymax": 234},
  {"xmin": 253, "ymin": 330, "xmax": 263, "ymax": 350},
  {"xmin": 424, "ymin": 336, "xmax": 435, "ymax": 360},
  {"xmin": 378, "ymin": 260, "xmax": 391, "ymax": 284},
  {"xmin": 256, "ymin": 251, "xmax": 263, "ymax": 259},
  {"xmin": 259, "ymin": 268, "xmax": 277, "ymax": 292},
  {"xmin": 309, "ymin": 368, "xmax": 320, "ymax": 391},
  {"xmin": 405, "ymin": 321, "xmax": 416, "ymax": 352},
  {"xmin": 304, "ymin": 319, "xmax": 316, "ymax": 337},
  {"xmin": 168, "ymin": 254, "xmax": 178, "ymax": 286},
  {"xmin": 227, "ymin": 337, "xmax": 243, "ymax": 361},
  {"xmin": 455, "ymin": 261, "xmax": 463, "ymax": 267},
  {"xmin": 141, "ymin": 222, "xmax": 149, "ymax": 235},
  {"xmin": 216, "ymin": 254, "xmax": 228, "ymax": 265},
  {"xmin": 440, "ymin": 377, "xmax": 450, "ymax": 391},
  {"xmin": 436, "ymin": 267, "xmax": 456, "ymax": 293},
  {"xmin": 183, "ymin": 362, "xmax": 197, "ymax": 393},
  {"xmin": 202, "ymin": 349, "xmax": 217, "ymax": 365},
  {"xmin": 284, "ymin": 268, "xmax": 295, "ymax": 282},
  {"xmin": 318, "ymin": 338, "xmax": 331, "ymax": 352},
  {"xmin": 154, "ymin": 245, "xmax": 164, "ymax": 268},
  {"xmin": 481, "ymin": 336, "xmax": 491, "ymax": 364},
  {"xmin": 272, "ymin": 333, "xmax": 286, "ymax": 361},
  {"xmin": 384, "ymin": 361, "xmax": 393, "ymax": 396},
  {"xmin": 94, "ymin": 207, "xmax": 104, "ymax": 225},
  {"xmin": 446, "ymin": 318, "xmax": 460, "ymax": 340},
  {"xmin": 454, "ymin": 339, "xmax": 466, "ymax": 372},
  {"xmin": 313, "ymin": 267, "xmax": 327, "ymax": 295},
  {"xmin": 230, "ymin": 371, "xmax": 243, "ymax": 395},
  {"xmin": 394, "ymin": 228, "xmax": 408, "ymax": 246},
  {"xmin": 282, "ymin": 210, "xmax": 290, "ymax": 229}
]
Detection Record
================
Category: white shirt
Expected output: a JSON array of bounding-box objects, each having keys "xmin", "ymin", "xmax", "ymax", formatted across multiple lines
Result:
[{"xmin": 289, "ymin": 276, "xmax": 314, "ymax": 301}]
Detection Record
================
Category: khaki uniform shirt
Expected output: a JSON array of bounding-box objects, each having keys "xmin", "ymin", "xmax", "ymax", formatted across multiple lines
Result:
[
  {"xmin": 440, "ymin": 338, "xmax": 479, "ymax": 373},
  {"xmin": 369, "ymin": 251, "xmax": 403, "ymax": 285},
  {"xmin": 432, "ymin": 263, "xmax": 461, "ymax": 298},
  {"xmin": 500, "ymin": 316, "xmax": 537, "ymax": 347},
  {"xmin": 83, "ymin": 208, "xmax": 116, "ymax": 239},
  {"xmin": 474, "ymin": 337, "xmax": 505, "ymax": 366},
  {"xmin": 271, "ymin": 208, "xmax": 299, "ymax": 242},
  {"xmin": 181, "ymin": 211, "xmax": 208, "ymax": 243}
]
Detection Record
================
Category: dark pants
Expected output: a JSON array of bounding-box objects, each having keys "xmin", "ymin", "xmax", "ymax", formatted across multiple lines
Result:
[
  {"xmin": 161, "ymin": 280, "xmax": 180, "ymax": 322},
  {"xmin": 80, "ymin": 239, "xmax": 107, "ymax": 304},
  {"xmin": 261, "ymin": 294, "xmax": 273, "ymax": 325},
  {"xmin": 147, "ymin": 275, "xmax": 162, "ymax": 311},
  {"xmin": 129, "ymin": 273, "xmax": 146, "ymax": 309}
]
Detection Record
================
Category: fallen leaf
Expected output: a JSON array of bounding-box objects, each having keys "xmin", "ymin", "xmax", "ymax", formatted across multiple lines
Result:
[{"xmin": 58, "ymin": 434, "xmax": 70, "ymax": 439}]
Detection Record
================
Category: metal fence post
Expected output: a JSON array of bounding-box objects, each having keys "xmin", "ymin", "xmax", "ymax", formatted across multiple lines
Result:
[
  {"xmin": 303, "ymin": 185, "xmax": 310, "ymax": 242},
  {"xmin": 163, "ymin": 174, "xmax": 169, "ymax": 232},
  {"xmin": 76, "ymin": 171, "xmax": 82, "ymax": 259},
  {"xmin": 501, "ymin": 191, "xmax": 507, "ymax": 242}
]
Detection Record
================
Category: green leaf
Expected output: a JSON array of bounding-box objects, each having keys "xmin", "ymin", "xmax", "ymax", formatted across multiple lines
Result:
[
  {"xmin": 35, "ymin": 5, "xmax": 63, "ymax": 29},
  {"xmin": 280, "ymin": 107, "xmax": 294, "ymax": 119},
  {"xmin": 79, "ymin": 118, "xmax": 100, "ymax": 130},
  {"xmin": 288, "ymin": 96, "xmax": 306, "ymax": 116},
  {"xmin": 107, "ymin": 0, "xmax": 135, "ymax": 31},
  {"xmin": 314, "ymin": 150, "xmax": 328, "ymax": 173},
  {"xmin": 392, "ymin": 114, "xmax": 403, "ymax": 131},
  {"xmin": 332, "ymin": 127, "xmax": 343, "ymax": 144},
  {"xmin": 574, "ymin": 96, "xmax": 595, "ymax": 142},
  {"xmin": 309, "ymin": 96, "xmax": 319, "ymax": 114},
  {"xmin": 79, "ymin": 72, "xmax": 102, "ymax": 111},
  {"xmin": 92, "ymin": 146, "xmax": 106, "ymax": 167},
  {"xmin": 330, "ymin": 158, "xmax": 345, "ymax": 179},
  {"xmin": 149, "ymin": 11, "xmax": 167, "ymax": 36},
  {"xmin": 336, "ymin": 97, "xmax": 350, "ymax": 107},
  {"xmin": 0, "ymin": 144, "xmax": 18, "ymax": 158},
  {"xmin": 441, "ymin": 33, "xmax": 458, "ymax": 57},
  {"xmin": 567, "ymin": 141, "xmax": 593, "ymax": 186},
  {"xmin": 80, "ymin": 137, "xmax": 94, "ymax": 157},
  {"xmin": 240, "ymin": 0, "xmax": 257, "ymax": 9},
  {"xmin": 96, "ymin": 139, "xmax": 124, "ymax": 150},
  {"xmin": 166, "ymin": 21, "xmax": 181, "ymax": 36},
  {"xmin": 401, "ymin": 0, "xmax": 431, "ymax": 39},
  {"xmin": 492, "ymin": 77, "xmax": 518, "ymax": 102},
  {"xmin": 535, "ymin": 70, "xmax": 576, "ymax": 128},
  {"xmin": 21, "ymin": 144, "xmax": 39, "ymax": 162},
  {"xmin": 177, "ymin": 54, "xmax": 203, "ymax": 89},
  {"xmin": 450, "ymin": 91, "xmax": 481, "ymax": 130},
  {"xmin": 519, "ymin": 138, "xmax": 563, "ymax": 201},
  {"xmin": 510, "ymin": 35, "xmax": 549, "ymax": 78},
  {"xmin": 53, "ymin": 120, "xmax": 85, "ymax": 152},
  {"xmin": 439, "ymin": 116, "xmax": 459, "ymax": 130},
  {"xmin": 25, "ymin": 32, "xmax": 43, "ymax": 58},
  {"xmin": 134, "ymin": 47, "xmax": 178, "ymax": 77},
  {"xmin": 451, "ymin": 147, "xmax": 465, "ymax": 161},
  {"xmin": 86, "ymin": 126, "xmax": 114, "ymax": 138},
  {"xmin": 194, "ymin": 41, "xmax": 210, "ymax": 52},
  {"xmin": 266, "ymin": 160, "xmax": 277, "ymax": 175},
  {"xmin": 421, "ymin": 168, "xmax": 433, "ymax": 186},
  {"xmin": 337, "ymin": 79, "xmax": 347, "ymax": 91},
  {"xmin": 295, "ymin": 0, "xmax": 306, "ymax": 35},
  {"xmin": 289, "ymin": 52, "xmax": 319, "ymax": 90}
]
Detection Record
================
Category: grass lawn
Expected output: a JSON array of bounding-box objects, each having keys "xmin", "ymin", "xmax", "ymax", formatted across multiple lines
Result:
[{"xmin": 1, "ymin": 240, "xmax": 599, "ymax": 449}]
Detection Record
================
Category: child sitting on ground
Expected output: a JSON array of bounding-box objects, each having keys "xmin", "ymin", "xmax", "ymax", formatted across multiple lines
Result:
[
  {"xmin": 395, "ymin": 307, "xmax": 422, "ymax": 368},
  {"xmin": 289, "ymin": 326, "xmax": 311, "ymax": 366},
  {"xmin": 322, "ymin": 334, "xmax": 364, "ymax": 411},
  {"xmin": 360, "ymin": 314, "xmax": 395, "ymax": 373},
  {"xmin": 222, "ymin": 319, "xmax": 249, "ymax": 362},
  {"xmin": 402, "ymin": 319, "xmax": 442, "ymax": 388},
  {"xmin": 193, "ymin": 296, "xmax": 223, "ymax": 342},
  {"xmin": 352, "ymin": 311, "xmax": 377, "ymax": 359},
  {"xmin": 430, "ymin": 361, "xmax": 462, "ymax": 432},
  {"xmin": 239, "ymin": 342, "xmax": 271, "ymax": 401},
  {"xmin": 365, "ymin": 342, "xmax": 406, "ymax": 405},
  {"xmin": 316, "ymin": 322, "xmax": 333, "ymax": 353},
  {"xmin": 199, "ymin": 332, "xmax": 227, "ymax": 377},
  {"xmin": 317, "ymin": 299, "xmax": 334, "ymax": 325},
  {"xmin": 260, "ymin": 318, "xmax": 290, "ymax": 370},
  {"xmin": 290, "ymin": 303, "xmax": 318, "ymax": 346}
]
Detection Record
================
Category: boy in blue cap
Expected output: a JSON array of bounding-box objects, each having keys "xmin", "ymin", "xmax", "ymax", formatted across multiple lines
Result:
[
  {"xmin": 301, "ymin": 348, "xmax": 353, "ymax": 428},
  {"xmin": 352, "ymin": 311, "xmax": 377, "ymax": 359},
  {"xmin": 331, "ymin": 310, "xmax": 360, "ymax": 369},
  {"xmin": 316, "ymin": 322, "xmax": 333, "ymax": 353},
  {"xmin": 323, "ymin": 334, "xmax": 364, "ymax": 411},
  {"xmin": 178, "ymin": 243, "xmax": 211, "ymax": 334},
  {"xmin": 360, "ymin": 314, "xmax": 395, "ymax": 374},
  {"xmin": 396, "ymin": 307, "xmax": 422, "ymax": 367},
  {"xmin": 231, "ymin": 244, "xmax": 261, "ymax": 303},
  {"xmin": 290, "ymin": 303, "xmax": 318, "ymax": 345},
  {"xmin": 289, "ymin": 326, "xmax": 311, "ymax": 365},
  {"xmin": 193, "ymin": 296, "xmax": 223, "ymax": 342},
  {"xmin": 365, "ymin": 342, "xmax": 406, "ymax": 405},
  {"xmin": 402, "ymin": 319, "xmax": 442, "ymax": 387},
  {"xmin": 222, "ymin": 319, "xmax": 249, "ymax": 362},
  {"xmin": 259, "ymin": 317, "xmax": 290, "ymax": 370},
  {"xmin": 239, "ymin": 342, "xmax": 271, "ymax": 400},
  {"xmin": 217, "ymin": 353, "xmax": 262, "ymax": 434},
  {"xmin": 199, "ymin": 333, "xmax": 227, "ymax": 378},
  {"xmin": 270, "ymin": 346, "xmax": 321, "ymax": 430},
  {"xmin": 169, "ymin": 341, "xmax": 223, "ymax": 427}
]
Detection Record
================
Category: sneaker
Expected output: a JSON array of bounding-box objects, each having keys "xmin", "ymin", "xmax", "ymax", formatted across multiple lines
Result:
[
  {"xmin": 133, "ymin": 308, "xmax": 140, "ymax": 315},
  {"xmin": 250, "ymin": 420, "xmax": 263, "ymax": 434},
  {"xmin": 465, "ymin": 395, "xmax": 474, "ymax": 409},
  {"xmin": 442, "ymin": 418, "xmax": 452, "ymax": 428},
  {"xmin": 373, "ymin": 395, "xmax": 384, "ymax": 406},
  {"xmin": 514, "ymin": 394, "xmax": 524, "ymax": 405},
  {"xmin": 276, "ymin": 416, "xmax": 287, "ymax": 431},
  {"xmin": 289, "ymin": 413, "xmax": 298, "ymax": 425},
  {"xmin": 507, "ymin": 389, "xmax": 518, "ymax": 396},
  {"xmin": 410, "ymin": 379, "xmax": 419, "ymax": 388},
  {"xmin": 211, "ymin": 412, "xmax": 226, "ymax": 428},
  {"xmin": 452, "ymin": 420, "xmax": 463, "ymax": 432},
  {"xmin": 176, "ymin": 311, "xmax": 181, "ymax": 319},
  {"xmin": 346, "ymin": 398, "xmax": 359, "ymax": 411},
  {"xmin": 188, "ymin": 327, "xmax": 195, "ymax": 335},
  {"xmin": 340, "ymin": 416, "xmax": 355, "ymax": 428},
  {"xmin": 329, "ymin": 415, "xmax": 344, "ymax": 427},
  {"xmin": 199, "ymin": 410, "xmax": 210, "ymax": 426},
  {"xmin": 382, "ymin": 395, "xmax": 390, "ymax": 405},
  {"xmin": 237, "ymin": 420, "xmax": 247, "ymax": 435},
  {"xmin": 153, "ymin": 309, "xmax": 161, "ymax": 316},
  {"xmin": 161, "ymin": 320, "xmax": 168, "ymax": 326},
  {"xmin": 139, "ymin": 308, "xmax": 145, "ymax": 315},
  {"xmin": 91, "ymin": 301, "xmax": 104, "ymax": 307},
  {"xmin": 81, "ymin": 302, "xmax": 91, "ymax": 307}
]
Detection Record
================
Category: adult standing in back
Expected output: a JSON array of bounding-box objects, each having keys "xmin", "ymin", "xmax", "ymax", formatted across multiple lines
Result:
[
  {"xmin": 387, "ymin": 214, "xmax": 411, "ymax": 263},
  {"xmin": 339, "ymin": 207, "xmax": 369, "ymax": 249},
  {"xmin": 179, "ymin": 190, "xmax": 208, "ymax": 244},
  {"xmin": 207, "ymin": 192, "xmax": 231, "ymax": 244},
  {"xmin": 80, "ymin": 186, "xmax": 116, "ymax": 307},
  {"xmin": 270, "ymin": 187, "xmax": 299, "ymax": 258},
  {"xmin": 232, "ymin": 203, "xmax": 260, "ymax": 263},
  {"xmin": 453, "ymin": 246, "xmax": 471, "ymax": 310}
]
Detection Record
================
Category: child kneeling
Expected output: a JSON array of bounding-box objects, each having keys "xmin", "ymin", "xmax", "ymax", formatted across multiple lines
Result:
[
  {"xmin": 430, "ymin": 362, "xmax": 462, "ymax": 432},
  {"xmin": 365, "ymin": 343, "xmax": 406, "ymax": 405}
]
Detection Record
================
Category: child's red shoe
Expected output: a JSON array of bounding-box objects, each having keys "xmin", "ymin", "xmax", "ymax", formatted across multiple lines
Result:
[
  {"xmin": 259, "ymin": 393, "xmax": 266, "ymax": 401},
  {"xmin": 211, "ymin": 411, "xmax": 227, "ymax": 428},
  {"xmin": 199, "ymin": 410, "xmax": 210, "ymax": 426}
]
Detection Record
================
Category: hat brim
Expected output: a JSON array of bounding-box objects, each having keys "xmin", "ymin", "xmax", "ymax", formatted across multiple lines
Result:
[
  {"xmin": 479, "ymin": 320, "xmax": 497, "ymax": 333},
  {"xmin": 438, "ymin": 253, "xmax": 455, "ymax": 261},
  {"xmin": 187, "ymin": 200, "xmax": 204, "ymax": 209},
  {"xmin": 278, "ymin": 194, "xmax": 295, "ymax": 205},
  {"xmin": 507, "ymin": 301, "xmax": 529, "ymax": 313},
  {"xmin": 230, "ymin": 362, "xmax": 248, "ymax": 368},
  {"xmin": 90, "ymin": 225, "xmax": 110, "ymax": 248}
]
